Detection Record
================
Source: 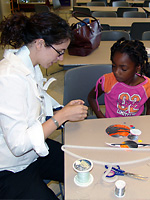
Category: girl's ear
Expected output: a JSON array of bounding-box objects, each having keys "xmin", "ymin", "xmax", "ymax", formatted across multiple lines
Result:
[{"xmin": 136, "ymin": 65, "xmax": 141, "ymax": 73}]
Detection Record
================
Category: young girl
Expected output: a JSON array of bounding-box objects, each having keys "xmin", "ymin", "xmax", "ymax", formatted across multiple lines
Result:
[{"xmin": 88, "ymin": 38, "xmax": 150, "ymax": 118}]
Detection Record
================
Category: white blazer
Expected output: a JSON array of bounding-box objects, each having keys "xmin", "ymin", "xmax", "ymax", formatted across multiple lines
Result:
[{"xmin": 0, "ymin": 46, "xmax": 62, "ymax": 172}]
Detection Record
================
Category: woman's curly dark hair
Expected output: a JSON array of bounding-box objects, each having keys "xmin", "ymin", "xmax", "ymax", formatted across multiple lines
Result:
[
  {"xmin": 110, "ymin": 37, "xmax": 150, "ymax": 77},
  {"xmin": 0, "ymin": 12, "xmax": 72, "ymax": 48}
]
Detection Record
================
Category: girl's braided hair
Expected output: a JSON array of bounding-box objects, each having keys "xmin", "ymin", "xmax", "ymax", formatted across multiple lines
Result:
[{"xmin": 110, "ymin": 38, "xmax": 150, "ymax": 77}]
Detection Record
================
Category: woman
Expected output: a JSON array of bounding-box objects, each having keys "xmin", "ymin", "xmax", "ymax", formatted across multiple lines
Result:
[{"xmin": 0, "ymin": 12, "xmax": 88, "ymax": 199}]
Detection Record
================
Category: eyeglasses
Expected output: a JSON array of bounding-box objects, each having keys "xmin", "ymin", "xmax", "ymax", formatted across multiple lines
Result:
[{"xmin": 50, "ymin": 44, "xmax": 65, "ymax": 57}]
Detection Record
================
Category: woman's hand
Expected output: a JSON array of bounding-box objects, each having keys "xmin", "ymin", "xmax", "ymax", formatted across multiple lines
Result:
[
  {"xmin": 67, "ymin": 99, "xmax": 85, "ymax": 106},
  {"xmin": 62, "ymin": 100, "xmax": 88, "ymax": 121},
  {"xmin": 43, "ymin": 100, "xmax": 88, "ymax": 139}
]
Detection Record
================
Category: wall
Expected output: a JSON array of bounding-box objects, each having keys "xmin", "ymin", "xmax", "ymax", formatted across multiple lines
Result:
[{"xmin": 0, "ymin": 0, "xmax": 11, "ymax": 22}]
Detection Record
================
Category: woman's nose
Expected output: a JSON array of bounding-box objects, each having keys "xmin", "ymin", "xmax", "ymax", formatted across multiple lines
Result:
[{"xmin": 57, "ymin": 54, "xmax": 64, "ymax": 61}]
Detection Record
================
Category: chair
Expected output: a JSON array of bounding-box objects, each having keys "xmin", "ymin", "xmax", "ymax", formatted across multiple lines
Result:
[
  {"xmin": 109, "ymin": 0, "xmax": 125, "ymax": 6},
  {"xmin": 34, "ymin": 5, "xmax": 50, "ymax": 13},
  {"xmin": 143, "ymin": 0, "xmax": 150, "ymax": 7},
  {"xmin": 92, "ymin": 11, "xmax": 117, "ymax": 17},
  {"xmin": 112, "ymin": 1, "xmax": 129, "ymax": 7},
  {"xmin": 92, "ymin": 0, "xmax": 108, "ymax": 5},
  {"xmin": 52, "ymin": 0, "xmax": 61, "ymax": 10},
  {"xmin": 43, "ymin": 180, "xmax": 64, "ymax": 199},
  {"xmin": 101, "ymin": 30, "xmax": 130, "ymax": 41},
  {"xmin": 10, "ymin": 0, "xmax": 20, "ymax": 13},
  {"xmin": 73, "ymin": 6, "xmax": 91, "ymax": 16},
  {"xmin": 101, "ymin": 24, "xmax": 111, "ymax": 30},
  {"xmin": 123, "ymin": 11, "xmax": 147, "ymax": 18},
  {"xmin": 117, "ymin": 7, "xmax": 138, "ymax": 17},
  {"xmin": 63, "ymin": 64, "xmax": 112, "ymax": 118},
  {"xmin": 51, "ymin": 0, "xmax": 71, "ymax": 21},
  {"xmin": 87, "ymin": 1, "xmax": 106, "ymax": 6},
  {"xmin": 130, "ymin": 22, "xmax": 150, "ymax": 40},
  {"xmin": 142, "ymin": 31, "xmax": 150, "ymax": 40}
]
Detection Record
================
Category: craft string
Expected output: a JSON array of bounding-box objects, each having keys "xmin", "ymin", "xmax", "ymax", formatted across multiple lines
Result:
[
  {"xmin": 73, "ymin": 159, "xmax": 94, "ymax": 186},
  {"xmin": 115, "ymin": 186, "xmax": 125, "ymax": 197},
  {"xmin": 115, "ymin": 180, "xmax": 126, "ymax": 197},
  {"xmin": 61, "ymin": 145, "xmax": 150, "ymax": 166},
  {"xmin": 77, "ymin": 171, "xmax": 90, "ymax": 183}
]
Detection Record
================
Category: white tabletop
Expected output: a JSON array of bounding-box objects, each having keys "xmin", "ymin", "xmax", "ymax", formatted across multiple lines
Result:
[{"xmin": 64, "ymin": 116, "xmax": 150, "ymax": 199}]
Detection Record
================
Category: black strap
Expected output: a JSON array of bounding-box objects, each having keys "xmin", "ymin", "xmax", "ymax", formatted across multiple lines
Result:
[{"xmin": 72, "ymin": 11, "xmax": 101, "ymax": 29}]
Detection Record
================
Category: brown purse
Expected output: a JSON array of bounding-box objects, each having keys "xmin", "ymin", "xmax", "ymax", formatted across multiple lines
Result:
[{"xmin": 68, "ymin": 11, "xmax": 102, "ymax": 56}]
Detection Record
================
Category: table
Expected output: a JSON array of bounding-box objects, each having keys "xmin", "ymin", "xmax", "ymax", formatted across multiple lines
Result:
[
  {"xmin": 70, "ymin": 5, "xmax": 145, "ymax": 12},
  {"xmin": 143, "ymin": 7, "xmax": 150, "ymax": 12},
  {"xmin": 64, "ymin": 115, "xmax": 150, "ymax": 199},
  {"xmin": 18, "ymin": 0, "xmax": 52, "ymax": 3},
  {"xmin": 59, "ymin": 41, "xmax": 113, "ymax": 69},
  {"xmin": 18, "ymin": 1, "xmax": 46, "ymax": 11},
  {"xmin": 76, "ymin": 0, "xmax": 144, "ymax": 4},
  {"xmin": 71, "ymin": 6, "xmax": 119, "ymax": 12},
  {"xmin": 76, "ymin": 0, "xmax": 144, "ymax": 5},
  {"xmin": 68, "ymin": 16, "xmax": 150, "ymax": 30},
  {"xmin": 59, "ymin": 41, "xmax": 150, "ymax": 69},
  {"xmin": 18, "ymin": 2, "xmax": 45, "ymax": 4}
]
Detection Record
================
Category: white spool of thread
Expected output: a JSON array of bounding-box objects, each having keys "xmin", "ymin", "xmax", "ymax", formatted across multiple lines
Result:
[
  {"xmin": 115, "ymin": 180, "xmax": 126, "ymax": 198},
  {"xmin": 73, "ymin": 158, "xmax": 94, "ymax": 187}
]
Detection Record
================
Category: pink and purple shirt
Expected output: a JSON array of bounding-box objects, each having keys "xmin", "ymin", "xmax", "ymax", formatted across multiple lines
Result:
[{"xmin": 95, "ymin": 72, "xmax": 150, "ymax": 118}]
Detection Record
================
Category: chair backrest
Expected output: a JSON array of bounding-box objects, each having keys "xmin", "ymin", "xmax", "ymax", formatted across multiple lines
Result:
[
  {"xmin": 73, "ymin": 6, "xmax": 91, "ymax": 16},
  {"xmin": 117, "ymin": 7, "xmax": 138, "ymax": 17},
  {"xmin": 34, "ymin": 5, "xmax": 50, "ymax": 13},
  {"xmin": 123, "ymin": 11, "xmax": 147, "ymax": 18},
  {"xmin": 92, "ymin": 0, "xmax": 108, "ymax": 5},
  {"xmin": 52, "ymin": 0, "xmax": 61, "ymax": 10},
  {"xmin": 109, "ymin": 0, "xmax": 125, "ymax": 6},
  {"xmin": 130, "ymin": 22, "xmax": 150, "ymax": 40},
  {"xmin": 92, "ymin": 11, "xmax": 117, "ymax": 17},
  {"xmin": 142, "ymin": 31, "xmax": 150, "ymax": 40},
  {"xmin": 101, "ymin": 30, "xmax": 130, "ymax": 41},
  {"xmin": 101, "ymin": 24, "xmax": 111, "ymax": 30},
  {"xmin": 43, "ymin": 180, "xmax": 64, "ymax": 199},
  {"xmin": 112, "ymin": 1, "xmax": 129, "ymax": 7},
  {"xmin": 143, "ymin": 0, "xmax": 150, "ymax": 7},
  {"xmin": 63, "ymin": 64, "xmax": 112, "ymax": 107},
  {"xmin": 87, "ymin": 1, "xmax": 106, "ymax": 6}
]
